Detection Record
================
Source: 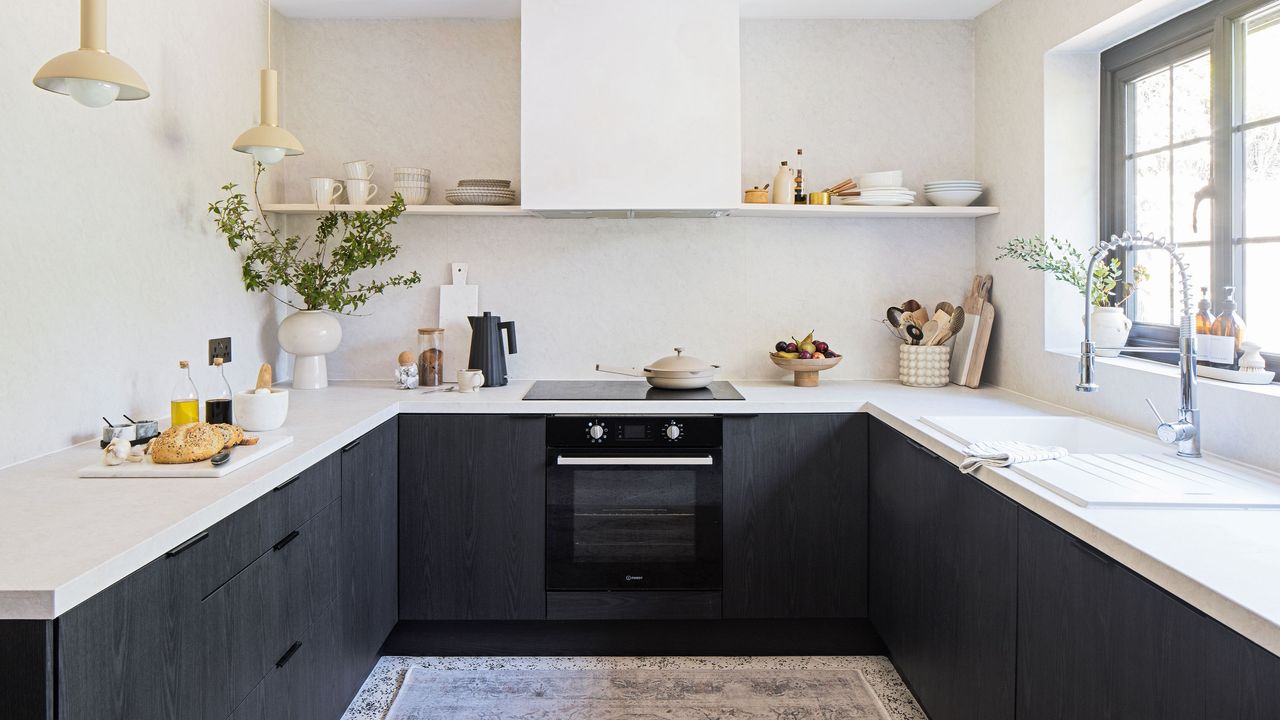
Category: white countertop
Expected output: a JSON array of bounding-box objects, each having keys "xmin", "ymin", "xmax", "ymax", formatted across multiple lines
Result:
[{"xmin": 2, "ymin": 379, "xmax": 1278, "ymax": 659}]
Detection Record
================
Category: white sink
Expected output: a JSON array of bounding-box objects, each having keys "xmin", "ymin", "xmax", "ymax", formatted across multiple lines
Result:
[{"xmin": 921, "ymin": 415, "xmax": 1280, "ymax": 509}]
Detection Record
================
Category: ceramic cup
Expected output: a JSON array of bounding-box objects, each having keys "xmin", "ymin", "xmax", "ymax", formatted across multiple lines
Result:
[
  {"xmin": 310, "ymin": 178, "xmax": 343, "ymax": 209},
  {"xmin": 345, "ymin": 179, "xmax": 378, "ymax": 206},
  {"xmin": 457, "ymin": 369, "xmax": 485, "ymax": 393},
  {"xmin": 343, "ymin": 160, "xmax": 374, "ymax": 181}
]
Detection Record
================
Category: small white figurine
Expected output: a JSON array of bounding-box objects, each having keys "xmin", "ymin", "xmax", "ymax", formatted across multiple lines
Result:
[{"xmin": 395, "ymin": 350, "xmax": 420, "ymax": 390}]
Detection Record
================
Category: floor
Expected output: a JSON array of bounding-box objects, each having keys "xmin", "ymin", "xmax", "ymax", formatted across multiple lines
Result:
[{"xmin": 341, "ymin": 656, "xmax": 927, "ymax": 719}]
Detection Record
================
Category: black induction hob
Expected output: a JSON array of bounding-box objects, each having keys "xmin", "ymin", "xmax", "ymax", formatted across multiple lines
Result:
[{"xmin": 523, "ymin": 380, "xmax": 744, "ymax": 401}]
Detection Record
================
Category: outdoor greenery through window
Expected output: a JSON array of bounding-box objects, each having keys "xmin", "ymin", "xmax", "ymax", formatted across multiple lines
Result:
[{"xmin": 1103, "ymin": 0, "xmax": 1280, "ymax": 366}]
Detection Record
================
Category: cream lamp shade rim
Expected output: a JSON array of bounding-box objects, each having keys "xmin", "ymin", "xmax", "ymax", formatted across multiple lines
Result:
[
  {"xmin": 232, "ymin": 124, "xmax": 305, "ymax": 155},
  {"xmin": 33, "ymin": 48, "xmax": 149, "ymax": 100}
]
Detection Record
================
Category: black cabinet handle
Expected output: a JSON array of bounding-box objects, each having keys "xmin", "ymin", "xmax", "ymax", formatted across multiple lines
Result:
[
  {"xmin": 904, "ymin": 436, "xmax": 940, "ymax": 460},
  {"xmin": 165, "ymin": 531, "xmax": 209, "ymax": 558},
  {"xmin": 272, "ymin": 474, "xmax": 301, "ymax": 492},
  {"xmin": 1070, "ymin": 538, "xmax": 1114, "ymax": 566},
  {"xmin": 275, "ymin": 641, "xmax": 302, "ymax": 668},
  {"xmin": 272, "ymin": 530, "xmax": 300, "ymax": 551},
  {"xmin": 341, "ymin": 439, "xmax": 361, "ymax": 453}
]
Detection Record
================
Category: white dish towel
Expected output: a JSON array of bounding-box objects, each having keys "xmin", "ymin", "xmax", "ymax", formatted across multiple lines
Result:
[{"xmin": 959, "ymin": 440, "xmax": 1068, "ymax": 475}]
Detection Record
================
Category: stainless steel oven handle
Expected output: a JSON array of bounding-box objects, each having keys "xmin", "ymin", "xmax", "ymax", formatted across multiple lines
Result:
[{"xmin": 556, "ymin": 455, "xmax": 715, "ymax": 466}]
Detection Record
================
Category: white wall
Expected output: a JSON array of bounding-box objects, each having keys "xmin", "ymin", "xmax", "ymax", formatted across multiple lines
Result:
[
  {"xmin": 278, "ymin": 18, "xmax": 979, "ymax": 382},
  {"xmin": 975, "ymin": 0, "xmax": 1280, "ymax": 469},
  {"xmin": 0, "ymin": 1, "xmax": 289, "ymax": 468}
]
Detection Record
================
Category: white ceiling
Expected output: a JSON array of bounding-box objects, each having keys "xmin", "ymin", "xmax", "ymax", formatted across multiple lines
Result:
[{"xmin": 272, "ymin": 0, "xmax": 1002, "ymax": 21}]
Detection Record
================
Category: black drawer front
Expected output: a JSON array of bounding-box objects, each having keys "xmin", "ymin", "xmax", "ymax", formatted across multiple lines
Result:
[
  {"xmin": 208, "ymin": 499, "xmax": 341, "ymax": 714},
  {"xmin": 546, "ymin": 591, "xmax": 723, "ymax": 620},
  {"xmin": 227, "ymin": 600, "xmax": 345, "ymax": 720}
]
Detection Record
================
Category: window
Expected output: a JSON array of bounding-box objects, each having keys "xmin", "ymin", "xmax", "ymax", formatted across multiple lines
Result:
[{"xmin": 1102, "ymin": 0, "xmax": 1280, "ymax": 371}]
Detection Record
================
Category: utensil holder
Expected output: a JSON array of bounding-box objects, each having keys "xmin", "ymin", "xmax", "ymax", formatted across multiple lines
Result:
[{"xmin": 899, "ymin": 344, "xmax": 950, "ymax": 388}]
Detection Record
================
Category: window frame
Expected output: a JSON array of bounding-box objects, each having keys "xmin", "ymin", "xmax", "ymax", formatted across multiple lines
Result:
[{"xmin": 1100, "ymin": 0, "xmax": 1280, "ymax": 374}]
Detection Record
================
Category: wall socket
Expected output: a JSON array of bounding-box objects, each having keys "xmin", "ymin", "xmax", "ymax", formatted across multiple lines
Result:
[{"xmin": 208, "ymin": 337, "xmax": 231, "ymax": 365}]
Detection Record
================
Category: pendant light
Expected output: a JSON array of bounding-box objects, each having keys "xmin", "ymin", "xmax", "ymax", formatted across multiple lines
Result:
[
  {"xmin": 233, "ymin": 0, "xmax": 302, "ymax": 165},
  {"xmin": 33, "ymin": 0, "xmax": 149, "ymax": 107}
]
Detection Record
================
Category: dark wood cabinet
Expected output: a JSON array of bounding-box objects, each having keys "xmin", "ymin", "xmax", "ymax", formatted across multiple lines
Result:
[
  {"xmin": 868, "ymin": 419, "xmax": 1016, "ymax": 720},
  {"xmin": 1205, "ymin": 616, "xmax": 1280, "ymax": 719},
  {"xmin": 339, "ymin": 419, "xmax": 399, "ymax": 694},
  {"xmin": 399, "ymin": 414, "xmax": 546, "ymax": 620},
  {"xmin": 722, "ymin": 414, "xmax": 868, "ymax": 619},
  {"xmin": 1017, "ymin": 508, "xmax": 1206, "ymax": 720}
]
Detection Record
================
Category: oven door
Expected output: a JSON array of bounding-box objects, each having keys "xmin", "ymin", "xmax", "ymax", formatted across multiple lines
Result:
[{"xmin": 546, "ymin": 450, "xmax": 722, "ymax": 590}]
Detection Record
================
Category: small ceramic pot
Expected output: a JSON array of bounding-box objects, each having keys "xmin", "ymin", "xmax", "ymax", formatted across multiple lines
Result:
[
  {"xmin": 899, "ymin": 344, "xmax": 951, "ymax": 388},
  {"xmin": 278, "ymin": 310, "xmax": 343, "ymax": 389},
  {"xmin": 1087, "ymin": 306, "xmax": 1132, "ymax": 358}
]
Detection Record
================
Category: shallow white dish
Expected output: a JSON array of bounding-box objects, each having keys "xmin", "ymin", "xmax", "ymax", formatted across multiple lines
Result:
[
  {"xmin": 925, "ymin": 179, "xmax": 983, "ymax": 186},
  {"xmin": 858, "ymin": 170, "xmax": 903, "ymax": 188},
  {"xmin": 844, "ymin": 197, "xmax": 914, "ymax": 206},
  {"xmin": 926, "ymin": 189, "xmax": 983, "ymax": 206},
  {"xmin": 1197, "ymin": 365, "xmax": 1277, "ymax": 385}
]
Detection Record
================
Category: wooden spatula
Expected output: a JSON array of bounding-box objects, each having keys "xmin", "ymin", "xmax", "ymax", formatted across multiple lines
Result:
[{"xmin": 255, "ymin": 363, "xmax": 273, "ymax": 391}]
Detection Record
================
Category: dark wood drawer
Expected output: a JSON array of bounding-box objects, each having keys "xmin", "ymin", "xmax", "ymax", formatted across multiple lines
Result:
[
  {"xmin": 227, "ymin": 600, "xmax": 345, "ymax": 720},
  {"xmin": 547, "ymin": 591, "xmax": 722, "ymax": 619},
  {"xmin": 206, "ymin": 499, "xmax": 341, "ymax": 714}
]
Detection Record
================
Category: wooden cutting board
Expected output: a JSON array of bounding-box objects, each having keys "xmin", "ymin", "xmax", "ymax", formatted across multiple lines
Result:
[
  {"xmin": 951, "ymin": 274, "xmax": 995, "ymax": 388},
  {"xmin": 438, "ymin": 262, "xmax": 478, "ymax": 379},
  {"xmin": 78, "ymin": 434, "xmax": 293, "ymax": 478}
]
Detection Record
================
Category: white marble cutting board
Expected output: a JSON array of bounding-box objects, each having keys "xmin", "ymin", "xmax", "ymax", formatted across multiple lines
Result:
[{"xmin": 77, "ymin": 434, "xmax": 293, "ymax": 478}]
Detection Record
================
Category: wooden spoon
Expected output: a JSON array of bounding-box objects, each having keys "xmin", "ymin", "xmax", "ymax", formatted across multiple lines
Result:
[
  {"xmin": 935, "ymin": 301, "xmax": 955, "ymax": 316},
  {"xmin": 922, "ymin": 320, "xmax": 939, "ymax": 345},
  {"xmin": 255, "ymin": 363, "xmax": 273, "ymax": 391},
  {"xmin": 935, "ymin": 306, "xmax": 966, "ymax": 345}
]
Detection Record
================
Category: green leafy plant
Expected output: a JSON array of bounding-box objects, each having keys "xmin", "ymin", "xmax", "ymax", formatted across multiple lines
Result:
[
  {"xmin": 209, "ymin": 163, "xmax": 421, "ymax": 314},
  {"xmin": 996, "ymin": 235, "xmax": 1148, "ymax": 308}
]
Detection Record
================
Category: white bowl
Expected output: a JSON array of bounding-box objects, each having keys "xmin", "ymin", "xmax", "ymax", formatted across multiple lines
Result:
[
  {"xmin": 925, "ymin": 189, "xmax": 983, "ymax": 206},
  {"xmin": 398, "ymin": 191, "xmax": 429, "ymax": 205},
  {"xmin": 859, "ymin": 170, "xmax": 903, "ymax": 189},
  {"xmin": 233, "ymin": 389, "xmax": 289, "ymax": 431}
]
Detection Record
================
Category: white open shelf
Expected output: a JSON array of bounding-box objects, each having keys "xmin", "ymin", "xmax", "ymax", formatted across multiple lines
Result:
[
  {"xmin": 261, "ymin": 203, "xmax": 530, "ymax": 217},
  {"xmin": 727, "ymin": 204, "xmax": 999, "ymax": 219},
  {"xmin": 261, "ymin": 203, "xmax": 999, "ymax": 219}
]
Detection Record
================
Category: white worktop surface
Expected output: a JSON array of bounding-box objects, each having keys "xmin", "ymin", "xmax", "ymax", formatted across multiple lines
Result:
[{"xmin": 2, "ymin": 379, "xmax": 1278, "ymax": 658}]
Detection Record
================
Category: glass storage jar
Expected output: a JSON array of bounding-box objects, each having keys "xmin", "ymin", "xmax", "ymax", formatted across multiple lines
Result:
[{"xmin": 417, "ymin": 328, "xmax": 445, "ymax": 386}]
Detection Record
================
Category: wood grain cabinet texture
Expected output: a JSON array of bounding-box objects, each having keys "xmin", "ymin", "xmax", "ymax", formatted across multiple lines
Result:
[
  {"xmin": 722, "ymin": 414, "xmax": 868, "ymax": 619},
  {"xmin": 398, "ymin": 414, "xmax": 546, "ymax": 620},
  {"xmin": 868, "ymin": 419, "xmax": 1017, "ymax": 720}
]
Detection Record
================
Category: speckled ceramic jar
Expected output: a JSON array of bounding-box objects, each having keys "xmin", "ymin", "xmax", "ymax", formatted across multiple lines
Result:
[{"xmin": 899, "ymin": 344, "xmax": 951, "ymax": 388}]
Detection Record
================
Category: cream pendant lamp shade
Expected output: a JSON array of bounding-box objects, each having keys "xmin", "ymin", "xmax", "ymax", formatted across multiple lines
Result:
[
  {"xmin": 233, "ymin": 1, "xmax": 302, "ymax": 164},
  {"xmin": 33, "ymin": 0, "xmax": 149, "ymax": 107}
]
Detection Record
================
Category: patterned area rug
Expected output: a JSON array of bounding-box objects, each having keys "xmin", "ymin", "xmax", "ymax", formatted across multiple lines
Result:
[{"xmin": 384, "ymin": 667, "xmax": 893, "ymax": 719}]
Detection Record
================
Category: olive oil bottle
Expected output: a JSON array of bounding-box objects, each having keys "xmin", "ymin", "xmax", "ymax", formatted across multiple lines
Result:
[{"xmin": 171, "ymin": 361, "xmax": 200, "ymax": 426}]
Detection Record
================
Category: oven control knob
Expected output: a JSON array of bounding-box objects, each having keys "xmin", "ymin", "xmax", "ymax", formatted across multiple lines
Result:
[
  {"xmin": 588, "ymin": 423, "xmax": 606, "ymax": 440},
  {"xmin": 665, "ymin": 423, "xmax": 682, "ymax": 441}
]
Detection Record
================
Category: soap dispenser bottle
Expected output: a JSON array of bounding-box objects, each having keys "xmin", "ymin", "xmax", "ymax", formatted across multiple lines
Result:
[
  {"xmin": 772, "ymin": 161, "xmax": 795, "ymax": 204},
  {"xmin": 1195, "ymin": 286, "xmax": 1214, "ymax": 335},
  {"xmin": 1209, "ymin": 286, "xmax": 1246, "ymax": 367}
]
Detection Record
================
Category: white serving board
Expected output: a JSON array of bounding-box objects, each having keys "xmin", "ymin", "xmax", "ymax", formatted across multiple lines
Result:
[
  {"xmin": 438, "ymin": 262, "xmax": 478, "ymax": 379},
  {"xmin": 78, "ymin": 434, "xmax": 293, "ymax": 478}
]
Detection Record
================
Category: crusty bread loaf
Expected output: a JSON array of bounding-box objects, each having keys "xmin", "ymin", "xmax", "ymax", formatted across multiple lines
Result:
[
  {"xmin": 213, "ymin": 423, "xmax": 245, "ymax": 449},
  {"xmin": 150, "ymin": 423, "xmax": 226, "ymax": 464}
]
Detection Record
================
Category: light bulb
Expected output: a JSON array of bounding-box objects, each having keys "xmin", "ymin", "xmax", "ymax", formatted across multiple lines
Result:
[
  {"xmin": 65, "ymin": 77, "xmax": 121, "ymax": 108},
  {"xmin": 248, "ymin": 145, "xmax": 287, "ymax": 165}
]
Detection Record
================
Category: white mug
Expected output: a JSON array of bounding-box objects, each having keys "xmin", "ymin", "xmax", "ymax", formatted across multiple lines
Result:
[
  {"xmin": 343, "ymin": 160, "xmax": 374, "ymax": 181},
  {"xmin": 345, "ymin": 179, "xmax": 378, "ymax": 206},
  {"xmin": 310, "ymin": 178, "xmax": 343, "ymax": 209},
  {"xmin": 457, "ymin": 369, "xmax": 485, "ymax": 392}
]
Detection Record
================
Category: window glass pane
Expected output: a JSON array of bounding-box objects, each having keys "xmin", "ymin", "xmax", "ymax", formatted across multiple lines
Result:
[
  {"xmin": 1133, "ymin": 69, "xmax": 1171, "ymax": 152},
  {"xmin": 1134, "ymin": 151, "xmax": 1171, "ymax": 238},
  {"xmin": 1244, "ymin": 4, "xmax": 1280, "ymax": 124},
  {"xmin": 1244, "ymin": 122, "xmax": 1280, "ymax": 238},
  {"xmin": 1244, "ymin": 243, "xmax": 1280, "ymax": 351},
  {"xmin": 1172, "ymin": 141, "xmax": 1212, "ymax": 245},
  {"xmin": 1172, "ymin": 53, "xmax": 1211, "ymax": 142},
  {"xmin": 1134, "ymin": 244, "xmax": 1207, "ymax": 325}
]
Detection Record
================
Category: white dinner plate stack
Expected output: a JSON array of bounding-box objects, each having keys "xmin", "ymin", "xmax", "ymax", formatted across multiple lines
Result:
[
  {"xmin": 842, "ymin": 186, "xmax": 917, "ymax": 207},
  {"xmin": 924, "ymin": 180, "xmax": 984, "ymax": 207},
  {"xmin": 445, "ymin": 179, "xmax": 516, "ymax": 206}
]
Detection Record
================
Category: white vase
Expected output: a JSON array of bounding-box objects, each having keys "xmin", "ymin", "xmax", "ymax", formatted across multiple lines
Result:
[
  {"xmin": 1087, "ymin": 306, "xmax": 1132, "ymax": 358},
  {"xmin": 278, "ymin": 310, "xmax": 343, "ymax": 389}
]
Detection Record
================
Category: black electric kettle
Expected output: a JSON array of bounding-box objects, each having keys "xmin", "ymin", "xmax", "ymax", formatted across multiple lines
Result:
[{"xmin": 467, "ymin": 312, "xmax": 517, "ymax": 387}]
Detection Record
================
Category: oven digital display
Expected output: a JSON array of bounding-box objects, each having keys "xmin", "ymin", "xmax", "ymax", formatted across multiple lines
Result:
[{"xmin": 621, "ymin": 424, "xmax": 648, "ymax": 440}]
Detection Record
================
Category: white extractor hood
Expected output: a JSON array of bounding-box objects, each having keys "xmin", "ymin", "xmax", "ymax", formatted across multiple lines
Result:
[{"xmin": 520, "ymin": 0, "xmax": 742, "ymax": 218}]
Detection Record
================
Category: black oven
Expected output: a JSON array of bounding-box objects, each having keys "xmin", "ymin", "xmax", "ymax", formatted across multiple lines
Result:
[{"xmin": 546, "ymin": 416, "xmax": 722, "ymax": 591}]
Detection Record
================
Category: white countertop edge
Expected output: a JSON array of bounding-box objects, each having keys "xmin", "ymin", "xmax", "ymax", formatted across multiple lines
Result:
[{"xmin": 3, "ymin": 379, "xmax": 1277, "ymax": 659}]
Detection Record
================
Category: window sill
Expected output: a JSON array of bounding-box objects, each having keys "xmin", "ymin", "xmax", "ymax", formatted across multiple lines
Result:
[{"xmin": 1046, "ymin": 348, "xmax": 1280, "ymax": 399}]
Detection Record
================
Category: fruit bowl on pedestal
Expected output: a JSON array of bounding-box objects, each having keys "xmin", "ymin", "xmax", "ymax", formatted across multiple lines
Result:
[{"xmin": 770, "ymin": 353, "xmax": 842, "ymax": 387}]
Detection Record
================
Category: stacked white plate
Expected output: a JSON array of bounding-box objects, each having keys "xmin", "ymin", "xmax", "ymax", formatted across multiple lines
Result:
[
  {"xmin": 394, "ymin": 167, "xmax": 430, "ymax": 205},
  {"xmin": 446, "ymin": 179, "xmax": 516, "ymax": 206},
  {"xmin": 842, "ymin": 186, "xmax": 916, "ymax": 207},
  {"xmin": 924, "ymin": 180, "xmax": 984, "ymax": 207}
]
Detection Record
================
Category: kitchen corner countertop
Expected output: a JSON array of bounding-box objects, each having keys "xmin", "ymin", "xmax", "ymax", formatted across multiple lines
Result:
[{"xmin": 2, "ymin": 379, "xmax": 1278, "ymax": 658}]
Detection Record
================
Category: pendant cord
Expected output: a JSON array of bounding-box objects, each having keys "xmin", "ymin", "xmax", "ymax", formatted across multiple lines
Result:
[{"xmin": 267, "ymin": 0, "xmax": 272, "ymax": 69}]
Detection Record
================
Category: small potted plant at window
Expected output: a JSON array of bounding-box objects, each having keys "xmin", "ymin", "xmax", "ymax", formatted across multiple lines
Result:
[
  {"xmin": 210, "ymin": 164, "xmax": 421, "ymax": 389},
  {"xmin": 997, "ymin": 236, "xmax": 1148, "ymax": 357}
]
